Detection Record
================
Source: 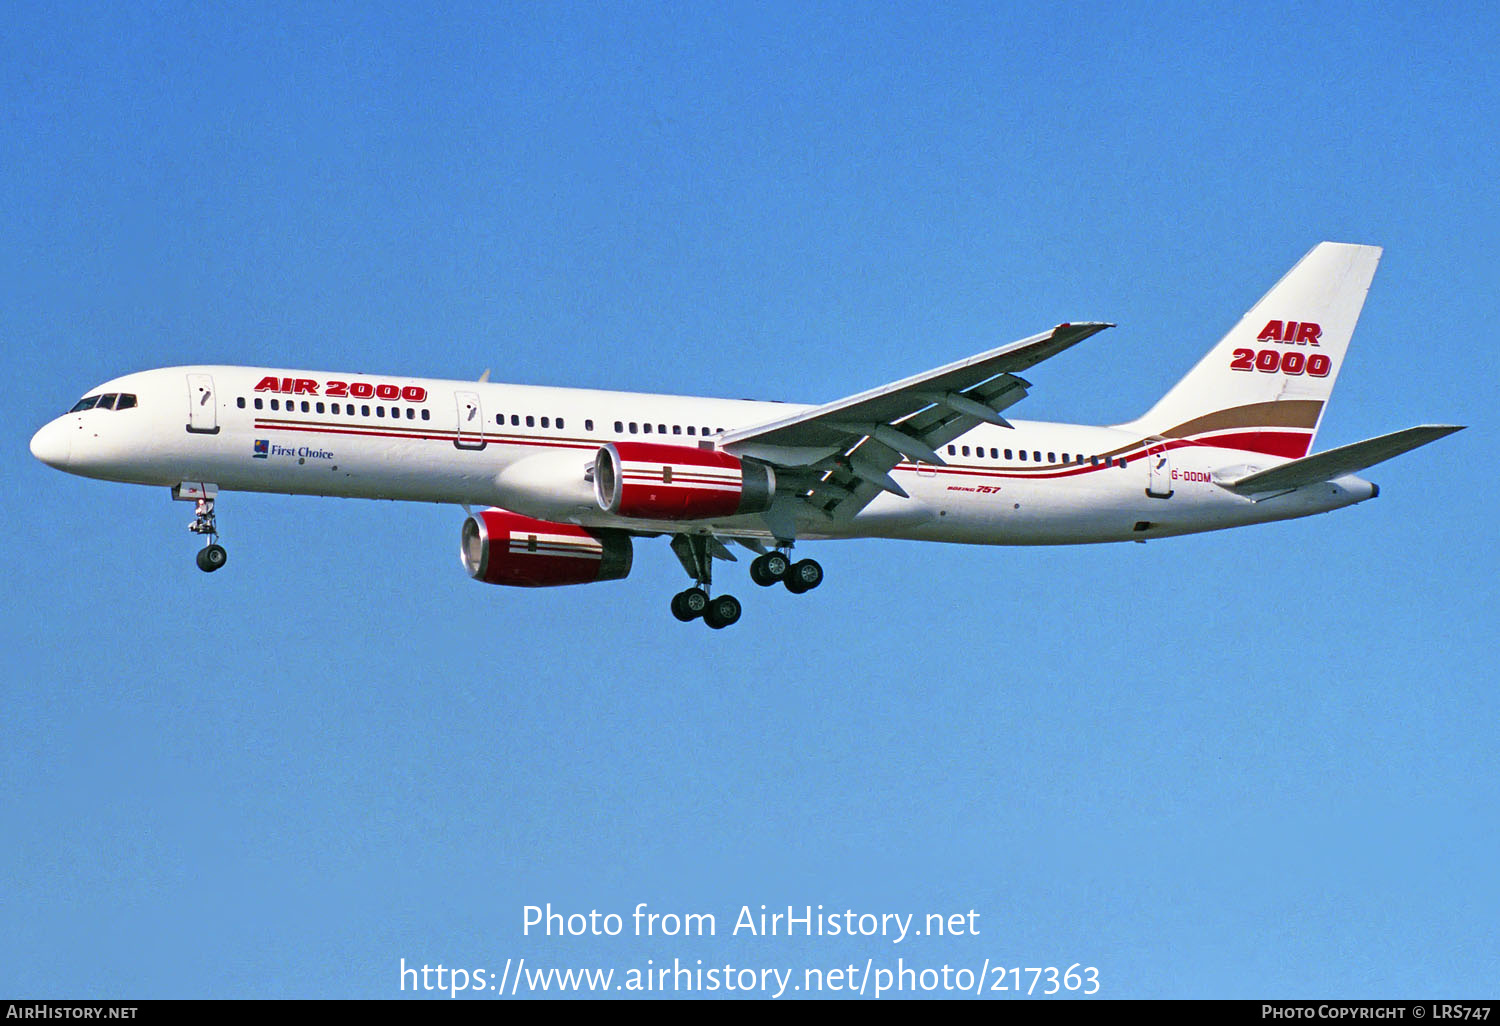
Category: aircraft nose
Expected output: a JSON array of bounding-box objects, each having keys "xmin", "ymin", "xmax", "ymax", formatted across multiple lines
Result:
[{"xmin": 30, "ymin": 418, "xmax": 72, "ymax": 469}]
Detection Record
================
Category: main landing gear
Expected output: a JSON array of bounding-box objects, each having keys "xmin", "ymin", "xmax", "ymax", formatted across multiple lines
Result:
[
  {"xmin": 668, "ymin": 534, "xmax": 741, "ymax": 629},
  {"xmin": 748, "ymin": 550, "xmax": 823, "ymax": 594},
  {"xmin": 668, "ymin": 535, "xmax": 822, "ymax": 629},
  {"xmin": 670, "ymin": 587, "xmax": 742, "ymax": 630}
]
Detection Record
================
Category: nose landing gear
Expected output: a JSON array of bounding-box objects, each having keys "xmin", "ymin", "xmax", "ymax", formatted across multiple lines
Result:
[
  {"xmin": 195, "ymin": 538, "xmax": 227, "ymax": 572},
  {"xmin": 190, "ymin": 498, "xmax": 227, "ymax": 573},
  {"xmin": 174, "ymin": 482, "xmax": 227, "ymax": 573}
]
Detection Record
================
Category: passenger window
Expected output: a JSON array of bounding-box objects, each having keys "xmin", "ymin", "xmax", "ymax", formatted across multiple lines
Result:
[
  {"xmin": 961, "ymin": 446, "xmax": 970, "ymax": 456},
  {"xmin": 69, "ymin": 396, "xmax": 100, "ymax": 412},
  {"xmin": 1033, "ymin": 451, "xmax": 1041, "ymax": 462},
  {"xmin": 421, "ymin": 409, "xmax": 430, "ymax": 421},
  {"xmin": 557, "ymin": 418, "xmax": 564, "ymax": 429},
  {"xmin": 496, "ymin": 414, "xmax": 504, "ymax": 425},
  {"xmin": 614, "ymin": 421, "xmax": 623, "ymax": 433},
  {"xmin": 990, "ymin": 448, "xmax": 998, "ymax": 458},
  {"xmin": 406, "ymin": 408, "xmax": 414, "ymax": 419},
  {"xmin": 643, "ymin": 423, "xmax": 652, "ymax": 434},
  {"xmin": 254, "ymin": 398, "xmax": 264, "ymax": 410},
  {"xmin": 1048, "ymin": 452, "xmax": 1056, "ymax": 463},
  {"xmin": 376, "ymin": 407, "xmax": 385, "ymax": 418},
  {"xmin": 301, "ymin": 401, "xmax": 311, "ymax": 412},
  {"xmin": 541, "ymin": 416, "xmax": 549, "ymax": 428},
  {"xmin": 511, "ymin": 415, "xmax": 520, "ymax": 426},
  {"xmin": 316, "ymin": 402, "xmax": 325, "ymax": 413},
  {"xmin": 526, "ymin": 415, "xmax": 534, "ymax": 427},
  {"xmin": 271, "ymin": 399, "xmax": 280, "ymax": 411},
  {"xmin": 687, "ymin": 426, "xmax": 696, "ymax": 436},
  {"xmin": 948, "ymin": 445, "xmax": 957, "ymax": 455},
  {"xmin": 673, "ymin": 425, "xmax": 681, "ymax": 435},
  {"xmin": 237, "ymin": 397, "xmax": 246, "ymax": 409},
  {"xmin": 1004, "ymin": 448, "xmax": 1013, "ymax": 460},
  {"xmin": 585, "ymin": 419, "xmax": 594, "ymax": 431},
  {"xmin": 658, "ymin": 424, "xmax": 667, "ymax": 434},
  {"xmin": 1019, "ymin": 450, "xmax": 1027, "ymax": 461},
  {"xmin": 116, "ymin": 394, "xmax": 137, "ymax": 410},
  {"xmin": 362, "ymin": 405, "xmax": 370, "ymax": 416},
  {"xmin": 629, "ymin": 422, "xmax": 638, "ymax": 434}
]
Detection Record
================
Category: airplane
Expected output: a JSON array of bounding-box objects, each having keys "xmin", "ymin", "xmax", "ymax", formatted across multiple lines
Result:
[{"xmin": 30, "ymin": 242, "xmax": 1462, "ymax": 629}]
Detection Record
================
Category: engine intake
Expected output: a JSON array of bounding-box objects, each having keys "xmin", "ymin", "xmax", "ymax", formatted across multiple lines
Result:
[
  {"xmin": 594, "ymin": 442, "xmax": 775, "ymax": 520},
  {"xmin": 461, "ymin": 509, "xmax": 632, "ymax": 588}
]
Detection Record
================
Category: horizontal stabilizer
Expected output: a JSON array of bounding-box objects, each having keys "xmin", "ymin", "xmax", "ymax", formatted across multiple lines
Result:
[{"xmin": 1218, "ymin": 425, "xmax": 1464, "ymax": 494}]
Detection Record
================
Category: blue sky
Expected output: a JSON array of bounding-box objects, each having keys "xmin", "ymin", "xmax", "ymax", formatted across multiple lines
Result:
[{"xmin": 2, "ymin": 1, "xmax": 1496, "ymax": 999}]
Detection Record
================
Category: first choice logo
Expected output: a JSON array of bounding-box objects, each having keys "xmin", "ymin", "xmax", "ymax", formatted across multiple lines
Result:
[
  {"xmin": 253, "ymin": 376, "xmax": 428, "ymax": 402},
  {"xmin": 253, "ymin": 440, "xmax": 336, "ymax": 460},
  {"xmin": 1257, "ymin": 320, "xmax": 1322, "ymax": 346}
]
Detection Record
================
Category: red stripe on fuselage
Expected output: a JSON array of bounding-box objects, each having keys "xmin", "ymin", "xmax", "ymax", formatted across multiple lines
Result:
[{"xmin": 252, "ymin": 417, "xmax": 1314, "ymax": 481}]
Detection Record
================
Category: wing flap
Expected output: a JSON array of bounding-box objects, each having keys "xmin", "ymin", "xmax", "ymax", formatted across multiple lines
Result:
[{"xmin": 1218, "ymin": 424, "xmax": 1464, "ymax": 494}]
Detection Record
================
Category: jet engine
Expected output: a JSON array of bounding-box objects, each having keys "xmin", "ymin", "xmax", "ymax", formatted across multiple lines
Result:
[
  {"xmin": 593, "ymin": 442, "xmax": 775, "ymax": 520},
  {"xmin": 461, "ymin": 509, "xmax": 632, "ymax": 587}
]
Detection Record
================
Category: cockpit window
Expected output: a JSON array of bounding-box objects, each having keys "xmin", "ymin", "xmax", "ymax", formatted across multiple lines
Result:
[{"xmin": 68, "ymin": 393, "xmax": 137, "ymax": 413}]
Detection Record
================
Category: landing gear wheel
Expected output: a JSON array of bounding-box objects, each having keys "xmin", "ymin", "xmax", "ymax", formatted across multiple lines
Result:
[
  {"xmin": 671, "ymin": 587, "xmax": 709, "ymax": 622},
  {"xmin": 196, "ymin": 544, "xmax": 227, "ymax": 573},
  {"xmin": 784, "ymin": 558, "xmax": 823, "ymax": 594},
  {"xmin": 702, "ymin": 593, "xmax": 742, "ymax": 629},
  {"xmin": 749, "ymin": 551, "xmax": 790, "ymax": 586}
]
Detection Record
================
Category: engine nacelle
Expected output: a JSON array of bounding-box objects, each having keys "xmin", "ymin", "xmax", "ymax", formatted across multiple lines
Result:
[
  {"xmin": 461, "ymin": 509, "xmax": 632, "ymax": 588},
  {"xmin": 593, "ymin": 442, "xmax": 775, "ymax": 520}
]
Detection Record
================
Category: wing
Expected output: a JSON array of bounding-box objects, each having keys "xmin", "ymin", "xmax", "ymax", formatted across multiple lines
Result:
[{"xmin": 720, "ymin": 322, "xmax": 1113, "ymax": 522}]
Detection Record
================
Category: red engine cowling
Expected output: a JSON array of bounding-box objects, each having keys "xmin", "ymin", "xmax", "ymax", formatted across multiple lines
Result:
[
  {"xmin": 461, "ymin": 509, "xmax": 632, "ymax": 588},
  {"xmin": 593, "ymin": 442, "xmax": 776, "ymax": 520}
]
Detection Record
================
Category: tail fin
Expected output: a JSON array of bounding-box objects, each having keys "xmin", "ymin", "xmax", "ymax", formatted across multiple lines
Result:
[{"xmin": 1121, "ymin": 242, "xmax": 1382, "ymax": 459}]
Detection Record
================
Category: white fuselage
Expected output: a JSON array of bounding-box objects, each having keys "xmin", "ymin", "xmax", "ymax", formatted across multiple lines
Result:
[{"xmin": 30, "ymin": 365, "xmax": 1377, "ymax": 545}]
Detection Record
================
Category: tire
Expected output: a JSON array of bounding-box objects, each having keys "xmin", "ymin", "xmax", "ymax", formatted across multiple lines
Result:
[
  {"xmin": 672, "ymin": 587, "xmax": 708, "ymax": 621},
  {"xmin": 749, "ymin": 552, "xmax": 789, "ymax": 586},
  {"xmin": 196, "ymin": 544, "xmax": 227, "ymax": 573},
  {"xmin": 784, "ymin": 558, "xmax": 822, "ymax": 594},
  {"xmin": 703, "ymin": 593, "xmax": 741, "ymax": 629}
]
